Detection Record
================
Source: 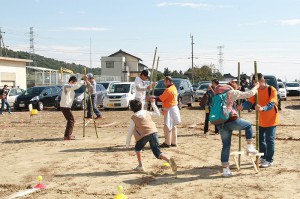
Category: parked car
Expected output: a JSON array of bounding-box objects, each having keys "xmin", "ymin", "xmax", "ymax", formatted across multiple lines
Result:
[
  {"xmin": 192, "ymin": 83, "xmax": 200, "ymax": 92},
  {"xmin": 278, "ymin": 82, "xmax": 287, "ymax": 101},
  {"xmin": 285, "ymin": 82, "xmax": 300, "ymax": 96},
  {"xmin": 0, "ymin": 87, "xmax": 24, "ymax": 108},
  {"xmin": 151, "ymin": 78, "xmax": 193, "ymax": 109},
  {"xmin": 14, "ymin": 86, "xmax": 61, "ymax": 111},
  {"xmin": 194, "ymin": 83, "xmax": 210, "ymax": 102},
  {"xmin": 97, "ymin": 81, "xmax": 120, "ymax": 91},
  {"xmin": 55, "ymin": 84, "xmax": 107, "ymax": 110},
  {"xmin": 262, "ymin": 75, "xmax": 281, "ymax": 110},
  {"xmin": 103, "ymin": 82, "xmax": 136, "ymax": 110}
]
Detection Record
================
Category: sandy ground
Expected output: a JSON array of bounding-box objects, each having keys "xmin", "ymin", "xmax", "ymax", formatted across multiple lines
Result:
[{"xmin": 0, "ymin": 96, "xmax": 299, "ymax": 199}]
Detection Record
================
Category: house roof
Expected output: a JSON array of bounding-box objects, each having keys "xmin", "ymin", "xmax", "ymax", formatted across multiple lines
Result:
[
  {"xmin": 138, "ymin": 62, "xmax": 148, "ymax": 68},
  {"xmin": 0, "ymin": 56, "xmax": 32, "ymax": 63},
  {"xmin": 108, "ymin": 49, "xmax": 142, "ymax": 61}
]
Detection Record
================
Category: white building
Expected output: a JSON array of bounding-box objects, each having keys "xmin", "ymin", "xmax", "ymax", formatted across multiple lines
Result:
[
  {"xmin": 101, "ymin": 49, "xmax": 148, "ymax": 82},
  {"xmin": 0, "ymin": 57, "xmax": 32, "ymax": 89}
]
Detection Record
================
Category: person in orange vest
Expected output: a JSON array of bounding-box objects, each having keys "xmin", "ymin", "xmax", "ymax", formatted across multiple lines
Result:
[
  {"xmin": 159, "ymin": 76, "xmax": 181, "ymax": 148},
  {"xmin": 238, "ymin": 73, "xmax": 279, "ymax": 168}
]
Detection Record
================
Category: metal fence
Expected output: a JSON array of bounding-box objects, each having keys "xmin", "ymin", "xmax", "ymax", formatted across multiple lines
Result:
[{"xmin": 26, "ymin": 66, "xmax": 121, "ymax": 88}]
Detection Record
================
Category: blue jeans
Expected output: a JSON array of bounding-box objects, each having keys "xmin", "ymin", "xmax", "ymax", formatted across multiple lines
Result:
[
  {"xmin": 135, "ymin": 133, "xmax": 162, "ymax": 159},
  {"xmin": 1, "ymin": 99, "xmax": 11, "ymax": 113},
  {"xmin": 219, "ymin": 118, "xmax": 254, "ymax": 165},
  {"xmin": 87, "ymin": 94, "xmax": 101, "ymax": 118},
  {"xmin": 259, "ymin": 126, "xmax": 276, "ymax": 163}
]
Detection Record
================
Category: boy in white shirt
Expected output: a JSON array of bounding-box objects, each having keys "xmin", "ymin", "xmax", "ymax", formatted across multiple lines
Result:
[{"xmin": 60, "ymin": 76, "xmax": 84, "ymax": 140}]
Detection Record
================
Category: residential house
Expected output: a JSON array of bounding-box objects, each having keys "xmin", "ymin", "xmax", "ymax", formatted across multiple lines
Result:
[{"xmin": 101, "ymin": 49, "xmax": 148, "ymax": 82}]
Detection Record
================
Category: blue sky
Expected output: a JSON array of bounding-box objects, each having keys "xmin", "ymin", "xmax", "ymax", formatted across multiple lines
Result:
[{"xmin": 1, "ymin": 0, "xmax": 300, "ymax": 81}]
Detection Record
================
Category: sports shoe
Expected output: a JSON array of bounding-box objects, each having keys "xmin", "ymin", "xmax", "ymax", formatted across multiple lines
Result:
[
  {"xmin": 222, "ymin": 167, "xmax": 232, "ymax": 177},
  {"xmin": 171, "ymin": 144, "xmax": 177, "ymax": 147},
  {"xmin": 247, "ymin": 144, "xmax": 258, "ymax": 154},
  {"xmin": 8, "ymin": 112, "xmax": 12, "ymax": 114},
  {"xmin": 260, "ymin": 161, "xmax": 273, "ymax": 168},
  {"xmin": 260, "ymin": 158, "xmax": 266, "ymax": 164},
  {"xmin": 159, "ymin": 143, "xmax": 171, "ymax": 148},
  {"xmin": 169, "ymin": 158, "xmax": 177, "ymax": 174},
  {"xmin": 133, "ymin": 165, "xmax": 145, "ymax": 171}
]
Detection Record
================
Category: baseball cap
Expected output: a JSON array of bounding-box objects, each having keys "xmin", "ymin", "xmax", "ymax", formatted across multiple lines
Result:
[{"xmin": 87, "ymin": 73, "xmax": 94, "ymax": 79}]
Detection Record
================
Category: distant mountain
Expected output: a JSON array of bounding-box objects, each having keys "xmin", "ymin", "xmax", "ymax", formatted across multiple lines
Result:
[{"xmin": 4, "ymin": 49, "xmax": 101, "ymax": 75}]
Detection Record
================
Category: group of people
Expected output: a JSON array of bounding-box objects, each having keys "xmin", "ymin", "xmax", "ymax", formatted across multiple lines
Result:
[{"xmin": 58, "ymin": 70, "xmax": 279, "ymax": 176}]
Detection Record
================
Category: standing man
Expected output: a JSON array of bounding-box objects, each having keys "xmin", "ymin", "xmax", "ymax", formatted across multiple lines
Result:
[
  {"xmin": 60, "ymin": 76, "xmax": 82, "ymax": 140},
  {"xmin": 135, "ymin": 70, "xmax": 156, "ymax": 109},
  {"xmin": 200, "ymin": 79, "xmax": 219, "ymax": 134},
  {"xmin": 85, "ymin": 73, "xmax": 104, "ymax": 119},
  {"xmin": 0, "ymin": 85, "xmax": 11, "ymax": 115},
  {"xmin": 159, "ymin": 76, "xmax": 181, "ymax": 148},
  {"xmin": 239, "ymin": 73, "xmax": 279, "ymax": 168}
]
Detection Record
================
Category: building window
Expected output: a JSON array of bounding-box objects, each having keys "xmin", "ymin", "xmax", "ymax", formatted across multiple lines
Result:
[{"xmin": 106, "ymin": 61, "xmax": 114, "ymax": 68}]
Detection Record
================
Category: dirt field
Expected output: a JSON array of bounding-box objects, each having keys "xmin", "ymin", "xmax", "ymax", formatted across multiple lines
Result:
[{"xmin": 0, "ymin": 96, "xmax": 299, "ymax": 199}]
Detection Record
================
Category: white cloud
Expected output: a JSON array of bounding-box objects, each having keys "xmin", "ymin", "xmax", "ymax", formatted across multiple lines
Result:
[
  {"xmin": 68, "ymin": 27, "xmax": 110, "ymax": 32},
  {"xmin": 156, "ymin": 2, "xmax": 232, "ymax": 9},
  {"xmin": 280, "ymin": 19, "xmax": 300, "ymax": 26},
  {"xmin": 238, "ymin": 20, "xmax": 267, "ymax": 26}
]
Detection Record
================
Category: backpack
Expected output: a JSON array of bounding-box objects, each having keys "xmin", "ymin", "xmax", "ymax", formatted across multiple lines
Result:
[{"xmin": 209, "ymin": 91, "xmax": 230, "ymax": 124}]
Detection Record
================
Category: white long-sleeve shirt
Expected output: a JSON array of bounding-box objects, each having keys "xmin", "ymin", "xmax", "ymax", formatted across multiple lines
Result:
[
  {"xmin": 134, "ymin": 76, "xmax": 148, "ymax": 100},
  {"xmin": 60, "ymin": 83, "xmax": 82, "ymax": 108},
  {"xmin": 126, "ymin": 102, "xmax": 160, "ymax": 148}
]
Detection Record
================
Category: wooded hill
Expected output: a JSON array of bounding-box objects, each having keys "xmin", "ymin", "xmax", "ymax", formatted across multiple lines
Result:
[{"xmin": 4, "ymin": 49, "xmax": 101, "ymax": 75}]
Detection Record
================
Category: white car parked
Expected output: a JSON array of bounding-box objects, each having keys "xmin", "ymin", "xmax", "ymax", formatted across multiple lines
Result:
[
  {"xmin": 278, "ymin": 82, "xmax": 287, "ymax": 101},
  {"xmin": 0, "ymin": 87, "xmax": 24, "ymax": 107},
  {"xmin": 103, "ymin": 82, "xmax": 135, "ymax": 110},
  {"xmin": 285, "ymin": 82, "xmax": 300, "ymax": 96}
]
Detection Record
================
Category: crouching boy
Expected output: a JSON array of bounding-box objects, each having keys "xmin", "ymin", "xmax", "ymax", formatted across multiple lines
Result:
[{"xmin": 128, "ymin": 99, "xmax": 177, "ymax": 173}]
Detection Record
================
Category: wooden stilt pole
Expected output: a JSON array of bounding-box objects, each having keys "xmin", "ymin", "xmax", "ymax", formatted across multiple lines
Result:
[
  {"xmin": 89, "ymin": 94, "xmax": 99, "ymax": 138},
  {"xmin": 254, "ymin": 61, "xmax": 259, "ymax": 169},
  {"xmin": 238, "ymin": 62, "xmax": 242, "ymax": 167},
  {"xmin": 83, "ymin": 67, "xmax": 86, "ymax": 137},
  {"xmin": 145, "ymin": 47, "xmax": 157, "ymax": 109}
]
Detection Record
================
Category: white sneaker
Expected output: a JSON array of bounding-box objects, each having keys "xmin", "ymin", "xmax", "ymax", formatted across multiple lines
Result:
[
  {"xmin": 133, "ymin": 165, "xmax": 145, "ymax": 171},
  {"xmin": 247, "ymin": 144, "xmax": 258, "ymax": 154},
  {"xmin": 259, "ymin": 158, "xmax": 266, "ymax": 164},
  {"xmin": 260, "ymin": 161, "xmax": 273, "ymax": 168},
  {"xmin": 222, "ymin": 167, "xmax": 232, "ymax": 177}
]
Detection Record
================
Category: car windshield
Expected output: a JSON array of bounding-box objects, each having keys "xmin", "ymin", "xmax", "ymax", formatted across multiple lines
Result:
[
  {"xmin": 109, "ymin": 84, "xmax": 131, "ymax": 93},
  {"xmin": 75, "ymin": 85, "xmax": 85, "ymax": 93},
  {"xmin": 278, "ymin": 83, "xmax": 284, "ymax": 88},
  {"xmin": 286, "ymin": 82, "xmax": 300, "ymax": 87},
  {"xmin": 199, "ymin": 84, "xmax": 209, "ymax": 90},
  {"xmin": 99, "ymin": 82, "xmax": 109, "ymax": 89},
  {"xmin": 265, "ymin": 78, "xmax": 277, "ymax": 89},
  {"xmin": 156, "ymin": 80, "xmax": 180, "ymax": 89},
  {"xmin": 24, "ymin": 87, "xmax": 45, "ymax": 96}
]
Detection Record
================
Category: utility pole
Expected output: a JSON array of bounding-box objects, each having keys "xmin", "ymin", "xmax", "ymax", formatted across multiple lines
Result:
[
  {"xmin": 0, "ymin": 27, "xmax": 8, "ymax": 57},
  {"xmin": 89, "ymin": 37, "xmax": 92, "ymax": 68},
  {"xmin": 29, "ymin": 27, "xmax": 36, "ymax": 66},
  {"xmin": 190, "ymin": 34, "xmax": 195, "ymax": 84},
  {"xmin": 217, "ymin": 45, "xmax": 224, "ymax": 75}
]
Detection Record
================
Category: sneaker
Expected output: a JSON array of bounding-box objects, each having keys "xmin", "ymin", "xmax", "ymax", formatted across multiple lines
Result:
[
  {"xmin": 260, "ymin": 161, "xmax": 273, "ymax": 168},
  {"xmin": 247, "ymin": 144, "xmax": 258, "ymax": 154},
  {"xmin": 95, "ymin": 116, "xmax": 105, "ymax": 120},
  {"xmin": 169, "ymin": 158, "xmax": 177, "ymax": 174},
  {"xmin": 159, "ymin": 143, "xmax": 171, "ymax": 148},
  {"xmin": 222, "ymin": 167, "xmax": 233, "ymax": 177},
  {"xmin": 171, "ymin": 144, "xmax": 177, "ymax": 147},
  {"xmin": 8, "ymin": 112, "xmax": 12, "ymax": 114},
  {"xmin": 259, "ymin": 158, "xmax": 266, "ymax": 164},
  {"xmin": 133, "ymin": 165, "xmax": 145, "ymax": 171}
]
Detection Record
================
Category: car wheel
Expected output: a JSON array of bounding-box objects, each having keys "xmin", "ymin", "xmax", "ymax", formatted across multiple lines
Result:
[
  {"xmin": 37, "ymin": 101, "xmax": 44, "ymax": 111},
  {"xmin": 178, "ymin": 97, "xmax": 183, "ymax": 110}
]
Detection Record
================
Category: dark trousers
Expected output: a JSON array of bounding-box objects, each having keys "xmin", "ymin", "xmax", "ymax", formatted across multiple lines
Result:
[
  {"xmin": 87, "ymin": 94, "xmax": 101, "ymax": 118},
  {"xmin": 204, "ymin": 112, "xmax": 219, "ymax": 133},
  {"xmin": 259, "ymin": 126, "xmax": 276, "ymax": 163},
  {"xmin": 61, "ymin": 107, "xmax": 75, "ymax": 138}
]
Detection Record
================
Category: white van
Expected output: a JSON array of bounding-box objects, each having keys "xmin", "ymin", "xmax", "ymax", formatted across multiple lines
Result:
[{"xmin": 103, "ymin": 82, "xmax": 135, "ymax": 109}]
